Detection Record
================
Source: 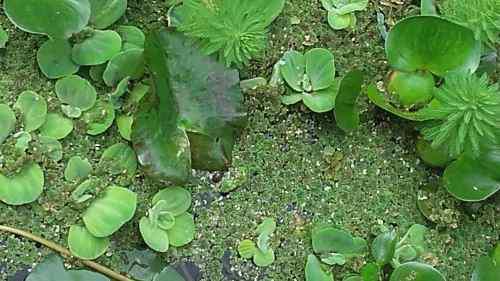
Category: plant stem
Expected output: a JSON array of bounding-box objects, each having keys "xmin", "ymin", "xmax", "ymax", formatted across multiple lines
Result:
[{"xmin": 0, "ymin": 225, "xmax": 134, "ymax": 281}]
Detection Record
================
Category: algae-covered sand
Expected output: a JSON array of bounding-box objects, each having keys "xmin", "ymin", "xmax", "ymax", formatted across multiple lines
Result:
[{"xmin": 0, "ymin": 0, "xmax": 498, "ymax": 280}]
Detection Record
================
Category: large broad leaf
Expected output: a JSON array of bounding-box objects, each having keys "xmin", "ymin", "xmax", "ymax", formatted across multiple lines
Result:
[
  {"xmin": 68, "ymin": 225, "xmax": 110, "ymax": 260},
  {"xmin": 386, "ymin": 16, "xmax": 481, "ymax": 76},
  {"xmin": 37, "ymin": 39, "xmax": 79, "ymax": 79},
  {"xmin": 305, "ymin": 254, "xmax": 334, "ymax": 281},
  {"xmin": 88, "ymin": 0, "xmax": 127, "ymax": 29},
  {"xmin": 26, "ymin": 254, "xmax": 109, "ymax": 281},
  {"xmin": 0, "ymin": 104, "xmax": 16, "ymax": 145},
  {"xmin": 390, "ymin": 262, "xmax": 445, "ymax": 281},
  {"xmin": 4, "ymin": 0, "xmax": 91, "ymax": 39},
  {"xmin": 443, "ymin": 147, "xmax": 500, "ymax": 202},
  {"xmin": 0, "ymin": 163, "xmax": 44, "ymax": 205},
  {"xmin": 83, "ymin": 186, "xmax": 137, "ymax": 237},
  {"xmin": 334, "ymin": 70, "xmax": 363, "ymax": 132}
]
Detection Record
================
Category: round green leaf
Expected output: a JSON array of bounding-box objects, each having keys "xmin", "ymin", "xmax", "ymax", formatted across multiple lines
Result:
[
  {"xmin": 139, "ymin": 217, "xmax": 170, "ymax": 253},
  {"xmin": 103, "ymin": 49, "xmax": 145, "ymax": 87},
  {"xmin": 305, "ymin": 254, "xmax": 334, "ymax": 281},
  {"xmin": 390, "ymin": 262, "xmax": 445, "ymax": 281},
  {"xmin": 416, "ymin": 138, "xmax": 450, "ymax": 168},
  {"xmin": 156, "ymin": 266, "xmax": 185, "ymax": 281},
  {"xmin": 4, "ymin": 0, "xmax": 91, "ymax": 39},
  {"xmin": 238, "ymin": 239, "xmax": 257, "ymax": 259},
  {"xmin": 83, "ymin": 186, "xmax": 137, "ymax": 237},
  {"xmin": 328, "ymin": 12, "xmax": 355, "ymax": 30},
  {"xmin": 56, "ymin": 75, "xmax": 97, "ymax": 112},
  {"xmin": 157, "ymin": 212, "xmax": 176, "ymax": 230},
  {"xmin": 37, "ymin": 39, "xmax": 79, "ymax": 79},
  {"xmin": 305, "ymin": 48, "xmax": 335, "ymax": 91},
  {"xmin": 72, "ymin": 30, "xmax": 122, "ymax": 66},
  {"xmin": 387, "ymin": 70, "xmax": 435, "ymax": 107},
  {"xmin": 83, "ymin": 100, "xmax": 116, "ymax": 135},
  {"xmin": 117, "ymin": 25, "xmax": 145, "ymax": 50},
  {"xmin": 386, "ymin": 16, "xmax": 481, "ymax": 76},
  {"xmin": 280, "ymin": 50, "xmax": 306, "ymax": 92},
  {"xmin": 116, "ymin": 115, "xmax": 133, "ymax": 141},
  {"xmin": 152, "ymin": 187, "xmax": 192, "ymax": 216},
  {"xmin": 0, "ymin": 163, "xmax": 44, "ymax": 205},
  {"xmin": 0, "ymin": 104, "xmax": 16, "ymax": 145},
  {"xmin": 15, "ymin": 132, "xmax": 32, "ymax": 152},
  {"xmin": 166, "ymin": 212, "xmax": 195, "ymax": 247},
  {"xmin": 99, "ymin": 143, "xmax": 137, "ymax": 176},
  {"xmin": 14, "ymin": 91, "xmax": 47, "ymax": 132},
  {"xmin": 253, "ymin": 248, "xmax": 275, "ymax": 267},
  {"xmin": 39, "ymin": 113, "xmax": 73, "ymax": 140},
  {"xmin": 68, "ymin": 225, "xmax": 110, "ymax": 260},
  {"xmin": 0, "ymin": 25, "xmax": 8, "ymax": 48},
  {"xmin": 312, "ymin": 226, "xmax": 361, "ymax": 255},
  {"xmin": 65, "ymin": 156, "xmax": 92, "ymax": 182},
  {"xmin": 303, "ymin": 87, "xmax": 337, "ymax": 113},
  {"xmin": 61, "ymin": 105, "xmax": 83, "ymax": 118},
  {"xmin": 443, "ymin": 148, "xmax": 500, "ymax": 202},
  {"xmin": 38, "ymin": 136, "xmax": 63, "ymax": 161},
  {"xmin": 88, "ymin": 0, "xmax": 127, "ymax": 29}
]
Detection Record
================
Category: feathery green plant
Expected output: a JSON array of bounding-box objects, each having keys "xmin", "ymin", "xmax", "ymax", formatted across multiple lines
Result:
[
  {"xmin": 440, "ymin": 0, "xmax": 500, "ymax": 47},
  {"xmin": 177, "ymin": 0, "xmax": 281, "ymax": 67},
  {"xmin": 420, "ymin": 73, "xmax": 500, "ymax": 158}
]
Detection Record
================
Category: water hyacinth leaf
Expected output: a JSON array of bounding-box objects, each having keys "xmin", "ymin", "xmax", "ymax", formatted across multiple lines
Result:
[
  {"xmin": 335, "ymin": 70, "xmax": 364, "ymax": 132},
  {"xmin": 238, "ymin": 239, "xmax": 257, "ymax": 259},
  {"xmin": 152, "ymin": 187, "xmax": 192, "ymax": 216},
  {"xmin": 139, "ymin": 217, "xmax": 170, "ymax": 253},
  {"xmin": 4, "ymin": 0, "xmax": 91, "ymax": 39},
  {"xmin": 386, "ymin": 16, "xmax": 481, "ymax": 76},
  {"xmin": 68, "ymin": 225, "xmax": 110, "ymax": 260},
  {"xmin": 72, "ymin": 30, "xmax": 122, "ymax": 66},
  {"xmin": 153, "ymin": 30, "xmax": 247, "ymax": 171},
  {"xmin": 103, "ymin": 49, "xmax": 145, "ymax": 87},
  {"xmin": 328, "ymin": 12, "xmax": 355, "ymax": 30},
  {"xmin": 305, "ymin": 48, "xmax": 335, "ymax": 91},
  {"xmin": 38, "ymin": 136, "xmax": 63, "ymax": 161},
  {"xmin": 83, "ymin": 186, "xmax": 137, "ymax": 237},
  {"xmin": 88, "ymin": 0, "xmax": 127, "ymax": 29},
  {"xmin": 389, "ymin": 262, "xmax": 445, "ymax": 281},
  {"xmin": 99, "ymin": 143, "xmax": 137, "ymax": 176},
  {"xmin": 56, "ymin": 75, "xmax": 97, "ymax": 112},
  {"xmin": 37, "ymin": 39, "xmax": 79, "ymax": 79},
  {"xmin": 25, "ymin": 254, "xmax": 109, "ymax": 281},
  {"xmin": 117, "ymin": 25, "xmax": 145, "ymax": 50},
  {"xmin": 0, "ymin": 163, "xmax": 44, "ymax": 205},
  {"xmin": 372, "ymin": 230, "xmax": 397, "ymax": 266},
  {"xmin": 0, "ymin": 104, "xmax": 16, "ymax": 144},
  {"xmin": 472, "ymin": 256, "xmax": 500, "ymax": 281},
  {"xmin": 65, "ymin": 156, "xmax": 92, "ymax": 182},
  {"xmin": 117, "ymin": 115, "xmax": 133, "ymax": 141},
  {"xmin": 0, "ymin": 25, "xmax": 8, "ymax": 48},
  {"xmin": 166, "ymin": 212, "xmax": 195, "ymax": 247},
  {"xmin": 280, "ymin": 50, "xmax": 306, "ymax": 92},
  {"xmin": 15, "ymin": 91, "xmax": 47, "ymax": 132},
  {"xmin": 253, "ymin": 248, "xmax": 275, "ymax": 267},
  {"xmin": 305, "ymin": 254, "xmax": 334, "ymax": 281},
  {"xmin": 39, "ymin": 113, "xmax": 73, "ymax": 140},
  {"xmin": 443, "ymin": 147, "xmax": 500, "ymax": 202},
  {"xmin": 83, "ymin": 100, "xmax": 116, "ymax": 135}
]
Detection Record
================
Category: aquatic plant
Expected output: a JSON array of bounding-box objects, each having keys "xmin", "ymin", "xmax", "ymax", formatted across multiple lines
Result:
[
  {"xmin": 176, "ymin": 0, "xmax": 285, "ymax": 66},
  {"xmin": 320, "ymin": 0, "xmax": 369, "ymax": 30},
  {"xmin": 238, "ymin": 217, "xmax": 277, "ymax": 267}
]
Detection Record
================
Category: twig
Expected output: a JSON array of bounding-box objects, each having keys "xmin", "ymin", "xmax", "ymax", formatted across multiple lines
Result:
[{"xmin": 0, "ymin": 225, "xmax": 135, "ymax": 281}]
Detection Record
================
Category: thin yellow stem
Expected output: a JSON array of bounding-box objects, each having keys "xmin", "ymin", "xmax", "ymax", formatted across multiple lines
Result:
[{"xmin": 0, "ymin": 225, "xmax": 135, "ymax": 281}]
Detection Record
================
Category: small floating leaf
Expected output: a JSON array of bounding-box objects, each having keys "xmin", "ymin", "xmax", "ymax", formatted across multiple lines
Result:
[
  {"xmin": 238, "ymin": 239, "xmax": 257, "ymax": 259},
  {"xmin": 72, "ymin": 30, "xmax": 122, "ymax": 66},
  {"xmin": 0, "ymin": 104, "xmax": 16, "ymax": 144},
  {"xmin": 37, "ymin": 39, "xmax": 80, "ymax": 79},
  {"xmin": 390, "ymin": 262, "xmax": 445, "ymax": 281},
  {"xmin": 152, "ymin": 187, "xmax": 192, "ymax": 216},
  {"xmin": 117, "ymin": 25, "xmax": 145, "ymax": 50},
  {"xmin": 0, "ymin": 24, "xmax": 8, "ymax": 48},
  {"xmin": 39, "ymin": 113, "xmax": 73, "ymax": 140},
  {"xmin": 305, "ymin": 254, "xmax": 334, "ymax": 281},
  {"xmin": 139, "ymin": 217, "xmax": 170, "ymax": 253},
  {"xmin": 166, "ymin": 212, "xmax": 195, "ymax": 247},
  {"xmin": 253, "ymin": 248, "xmax": 275, "ymax": 267},
  {"xmin": 99, "ymin": 143, "xmax": 137, "ymax": 176},
  {"xmin": 116, "ymin": 115, "xmax": 133, "ymax": 141},
  {"xmin": 14, "ymin": 91, "xmax": 47, "ymax": 132},
  {"xmin": 56, "ymin": 75, "xmax": 97, "ymax": 112},
  {"xmin": 103, "ymin": 49, "xmax": 145, "ymax": 87},
  {"xmin": 0, "ymin": 163, "xmax": 44, "ymax": 205},
  {"xmin": 68, "ymin": 225, "xmax": 110, "ymax": 260},
  {"xmin": 25, "ymin": 254, "xmax": 109, "ymax": 281},
  {"xmin": 305, "ymin": 48, "xmax": 335, "ymax": 91},
  {"xmin": 88, "ymin": 0, "xmax": 127, "ymax": 29},
  {"xmin": 65, "ymin": 156, "xmax": 92, "ymax": 182},
  {"xmin": 38, "ymin": 136, "xmax": 63, "ymax": 161},
  {"xmin": 83, "ymin": 100, "xmax": 116, "ymax": 135}
]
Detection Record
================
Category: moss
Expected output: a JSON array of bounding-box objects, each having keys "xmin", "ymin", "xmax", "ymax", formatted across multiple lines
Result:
[{"xmin": 0, "ymin": 1, "xmax": 498, "ymax": 281}]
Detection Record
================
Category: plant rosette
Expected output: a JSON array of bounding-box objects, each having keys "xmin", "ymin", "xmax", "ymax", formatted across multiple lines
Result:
[
  {"xmin": 139, "ymin": 187, "xmax": 195, "ymax": 252},
  {"xmin": 279, "ymin": 48, "xmax": 338, "ymax": 113},
  {"xmin": 320, "ymin": 0, "xmax": 369, "ymax": 30}
]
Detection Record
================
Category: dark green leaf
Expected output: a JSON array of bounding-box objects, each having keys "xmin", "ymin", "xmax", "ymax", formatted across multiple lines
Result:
[
  {"xmin": 372, "ymin": 230, "xmax": 397, "ymax": 266},
  {"xmin": 334, "ymin": 70, "xmax": 363, "ymax": 132}
]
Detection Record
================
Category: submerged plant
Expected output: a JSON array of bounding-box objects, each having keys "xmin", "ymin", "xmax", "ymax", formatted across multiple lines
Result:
[
  {"xmin": 177, "ymin": 0, "xmax": 284, "ymax": 66},
  {"xmin": 420, "ymin": 74, "xmax": 500, "ymax": 158}
]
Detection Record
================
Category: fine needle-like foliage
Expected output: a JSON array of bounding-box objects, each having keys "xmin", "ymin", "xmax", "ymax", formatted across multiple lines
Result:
[
  {"xmin": 177, "ymin": 0, "xmax": 277, "ymax": 67},
  {"xmin": 420, "ymin": 73, "xmax": 500, "ymax": 158}
]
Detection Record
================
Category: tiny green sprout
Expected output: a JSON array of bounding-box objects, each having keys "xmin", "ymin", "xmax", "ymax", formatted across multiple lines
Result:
[
  {"xmin": 280, "ymin": 48, "xmax": 338, "ymax": 113},
  {"xmin": 321, "ymin": 0, "xmax": 369, "ymax": 30},
  {"xmin": 139, "ymin": 187, "xmax": 195, "ymax": 252},
  {"xmin": 238, "ymin": 217, "xmax": 277, "ymax": 267}
]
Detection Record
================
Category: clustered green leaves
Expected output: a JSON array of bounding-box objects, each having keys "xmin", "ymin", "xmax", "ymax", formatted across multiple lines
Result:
[
  {"xmin": 238, "ymin": 218, "xmax": 277, "ymax": 267},
  {"xmin": 320, "ymin": 0, "xmax": 369, "ymax": 30}
]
